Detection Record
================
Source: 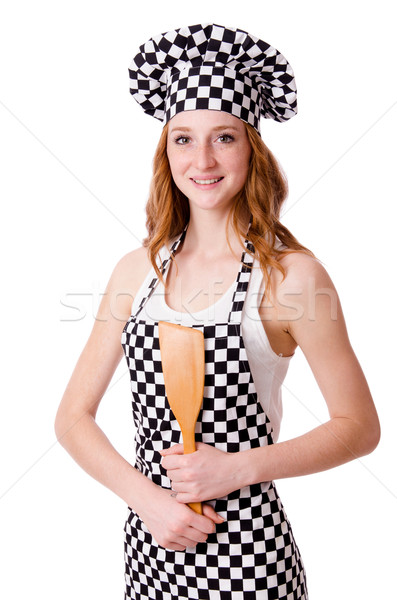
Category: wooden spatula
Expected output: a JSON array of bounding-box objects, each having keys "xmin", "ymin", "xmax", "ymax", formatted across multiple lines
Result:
[{"xmin": 158, "ymin": 321, "xmax": 205, "ymax": 515}]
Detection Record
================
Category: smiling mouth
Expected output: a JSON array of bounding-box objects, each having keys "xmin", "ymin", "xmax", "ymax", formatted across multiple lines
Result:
[{"xmin": 191, "ymin": 177, "xmax": 224, "ymax": 185}]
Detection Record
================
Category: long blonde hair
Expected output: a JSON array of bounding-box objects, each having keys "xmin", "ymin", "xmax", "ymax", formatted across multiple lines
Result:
[{"xmin": 143, "ymin": 120, "xmax": 316, "ymax": 298}]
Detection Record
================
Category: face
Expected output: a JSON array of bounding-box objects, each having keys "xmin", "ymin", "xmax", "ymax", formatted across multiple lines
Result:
[{"xmin": 166, "ymin": 110, "xmax": 251, "ymax": 214}]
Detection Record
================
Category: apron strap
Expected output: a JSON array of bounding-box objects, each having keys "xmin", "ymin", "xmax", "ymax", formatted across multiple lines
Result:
[
  {"xmin": 228, "ymin": 237, "xmax": 255, "ymax": 324},
  {"xmin": 134, "ymin": 226, "xmax": 187, "ymax": 319}
]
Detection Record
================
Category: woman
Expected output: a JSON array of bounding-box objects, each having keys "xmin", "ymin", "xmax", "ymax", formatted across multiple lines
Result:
[{"xmin": 55, "ymin": 24, "xmax": 380, "ymax": 599}]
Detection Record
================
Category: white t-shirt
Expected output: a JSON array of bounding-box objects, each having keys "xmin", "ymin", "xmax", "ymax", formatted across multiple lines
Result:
[{"xmin": 130, "ymin": 242, "xmax": 294, "ymax": 442}]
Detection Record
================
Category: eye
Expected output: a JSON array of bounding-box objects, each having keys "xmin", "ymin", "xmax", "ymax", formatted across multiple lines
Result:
[
  {"xmin": 174, "ymin": 136, "xmax": 190, "ymax": 145},
  {"xmin": 217, "ymin": 133, "xmax": 235, "ymax": 143}
]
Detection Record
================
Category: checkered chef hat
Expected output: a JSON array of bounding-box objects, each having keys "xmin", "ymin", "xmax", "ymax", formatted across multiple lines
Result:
[{"xmin": 128, "ymin": 23, "xmax": 297, "ymax": 134}]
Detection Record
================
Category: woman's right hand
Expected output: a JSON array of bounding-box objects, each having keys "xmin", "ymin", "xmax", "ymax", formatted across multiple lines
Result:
[{"xmin": 137, "ymin": 487, "xmax": 224, "ymax": 551}]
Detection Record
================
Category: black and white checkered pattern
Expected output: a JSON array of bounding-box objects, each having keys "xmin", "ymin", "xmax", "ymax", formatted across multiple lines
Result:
[
  {"xmin": 129, "ymin": 23, "xmax": 297, "ymax": 133},
  {"xmin": 121, "ymin": 229, "xmax": 308, "ymax": 599}
]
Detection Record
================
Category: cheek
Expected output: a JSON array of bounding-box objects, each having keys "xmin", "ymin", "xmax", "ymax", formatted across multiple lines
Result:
[
  {"xmin": 167, "ymin": 148, "xmax": 187, "ymax": 179},
  {"xmin": 242, "ymin": 145, "xmax": 252, "ymax": 169},
  {"xmin": 240, "ymin": 148, "xmax": 251, "ymax": 184},
  {"xmin": 230, "ymin": 151, "xmax": 250, "ymax": 186}
]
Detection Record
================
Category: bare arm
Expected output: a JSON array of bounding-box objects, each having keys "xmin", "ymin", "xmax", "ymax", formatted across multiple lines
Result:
[
  {"xmin": 55, "ymin": 247, "xmax": 222, "ymax": 549},
  {"xmin": 54, "ymin": 247, "xmax": 155, "ymax": 511},
  {"xmin": 162, "ymin": 254, "xmax": 381, "ymax": 502},
  {"xmin": 241, "ymin": 253, "xmax": 381, "ymax": 484}
]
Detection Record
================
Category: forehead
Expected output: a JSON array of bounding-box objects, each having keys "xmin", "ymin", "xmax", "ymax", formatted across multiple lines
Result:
[{"xmin": 168, "ymin": 109, "xmax": 245, "ymax": 131}]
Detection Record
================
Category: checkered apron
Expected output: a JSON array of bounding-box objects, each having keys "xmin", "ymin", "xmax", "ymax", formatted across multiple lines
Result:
[{"xmin": 121, "ymin": 229, "xmax": 308, "ymax": 599}]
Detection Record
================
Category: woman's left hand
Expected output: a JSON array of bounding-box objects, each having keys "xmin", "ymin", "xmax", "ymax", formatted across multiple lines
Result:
[{"xmin": 160, "ymin": 442, "xmax": 242, "ymax": 503}]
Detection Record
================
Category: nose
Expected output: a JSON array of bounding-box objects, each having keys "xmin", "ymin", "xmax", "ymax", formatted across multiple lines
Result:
[{"xmin": 193, "ymin": 143, "xmax": 217, "ymax": 170}]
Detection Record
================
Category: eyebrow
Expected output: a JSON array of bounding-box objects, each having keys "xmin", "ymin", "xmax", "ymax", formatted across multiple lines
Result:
[{"xmin": 169, "ymin": 125, "xmax": 240, "ymax": 133}]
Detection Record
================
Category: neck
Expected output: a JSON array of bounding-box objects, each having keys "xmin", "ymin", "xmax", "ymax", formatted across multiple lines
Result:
[{"xmin": 182, "ymin": 209, "xmax": 250, "ymax": 259}]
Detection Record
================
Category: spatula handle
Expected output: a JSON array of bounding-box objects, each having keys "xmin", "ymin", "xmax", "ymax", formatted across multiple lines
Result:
[
  {"xmin": 188, "ymin": 501, "xmax": 203, "ymax": 514},
  {"xmin": 183, "ymin": 431, "xmax": 202, "ymax": 515}
]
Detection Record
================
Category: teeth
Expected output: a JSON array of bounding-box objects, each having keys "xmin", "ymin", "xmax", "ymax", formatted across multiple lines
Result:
[{"xmin": 193, "ymin": 178, "xmax": 222, "ymax": 185}]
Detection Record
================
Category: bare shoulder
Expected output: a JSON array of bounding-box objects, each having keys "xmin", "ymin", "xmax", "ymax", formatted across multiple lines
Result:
[
  {"xmin": 98, "ymin": 245, "xmax": 153, "ymax": 323},
  {"xmin": 268, "ymin": 250, "xmax": 337, "ymax": 315},
  {"xmin": 277, "ymin": 250, "xmax": 331, "ymax": 283},
  {"xmin": 269, "ymin": 249, "xmax": 349, "ymax": 356},
  {"xmin": 111, "ymin": 246, "xmax": 152, "ymax": 291},
  {"xmin": 258, "ymin": 250, "xmax": 341, "ymax": 356}
]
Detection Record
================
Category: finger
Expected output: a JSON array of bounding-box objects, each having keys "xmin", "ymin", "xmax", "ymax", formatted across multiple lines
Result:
[
  {"xmin": 174, "ymin": 491, "xmax": 195, "ymax": 504},
  {"xmin": 161, "ymin": 448, "xmax": 187, "ymax": 470},
  {"xmin": 165, "ymin": 528, "xmax": 208, "ymax": 549},
  {"xmin": 169, "ymin": 483, "xmax": 190, "ymax": 498},
  {"xmin": 162, "ymin": 456, "xmax": 183, "ymax": 471},
  {"xmin": 175, "ymin": 506, "xmax": 213, "ymax": 542},
  {"xmin": 194, "ymin": 442, "xmax": 207, "ymax": 450},
  {"xmin": 202, "ymin": 504, "xmax": 225, "ymax": 524},
  {"xmin": 166, "ymin": 542, "xmax": 187, "ymax": 551},
  {"xmin": 166, "ymin": 470, "xmax": 185, "ymax": 484},
  {"xmin": 159, "ymin": 444, "xmax": 184, "ymax": 456},
  {"xmin": 185, "ymin": 526, "xmax": 211, "ymax": 545},
  {"xmin": 178, "ymin": 533, "xmax": 205, "ymax": 548},
  {"xmin": 188, "ymin": 511, "xmax": 219, "ymax": 535}
]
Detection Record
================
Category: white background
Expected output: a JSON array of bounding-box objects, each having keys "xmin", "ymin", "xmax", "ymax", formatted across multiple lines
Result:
[{"xmin": 1, "ymin": 1, "xmax": 396, "ymax": 598}]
